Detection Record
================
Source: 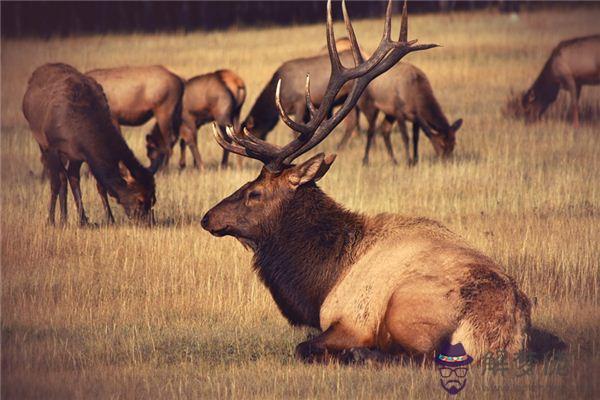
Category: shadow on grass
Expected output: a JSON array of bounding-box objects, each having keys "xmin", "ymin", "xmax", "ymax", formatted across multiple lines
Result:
[{"xmin": 529, "ymin": 327, "xmax": 568, "ymax": 361}]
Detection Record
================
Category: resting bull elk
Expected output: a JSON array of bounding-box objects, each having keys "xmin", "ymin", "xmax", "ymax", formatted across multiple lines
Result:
[
  {"xmin": 242, "ymin": 39, "xmax": 362, "ymax": 142},
  {"xmin": 342, "ymin": 61, "xmax": 462, "ymax": 166},
  {"xmin": 86, "ymin": 65, "xmax": 184, "ymax": 172},
  {"xmin": 146, "ymin": 69, "xmax": 246, "ymax": 170},
  {"xmin": 520, "ymin": 34, "xmax": 600, "ymax": 127},
  {"xmin": 23, "ymin": 63, "xmax": 156, "ymax": 225},
  {"xmin": 202, "ymin": 0, "xmax": 530, "ymax": 363}
]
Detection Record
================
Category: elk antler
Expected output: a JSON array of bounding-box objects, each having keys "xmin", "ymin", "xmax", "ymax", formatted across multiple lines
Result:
[{"xmin": 213, "ymin": 0, "xmax": 438, "ymax": 172}]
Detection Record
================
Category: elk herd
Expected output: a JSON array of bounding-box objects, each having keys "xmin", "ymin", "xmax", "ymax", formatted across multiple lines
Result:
[{"xmin": 22, "ymin": 0, "xmax": 596, "ymax": 364}]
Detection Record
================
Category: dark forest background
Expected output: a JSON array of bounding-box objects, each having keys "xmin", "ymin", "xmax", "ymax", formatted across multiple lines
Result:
[{"xmin": 0, "ymin": 1, "xmax": 586, "ymax": 38}]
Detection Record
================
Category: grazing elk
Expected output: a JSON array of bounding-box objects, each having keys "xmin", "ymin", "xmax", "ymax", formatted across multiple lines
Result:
[
  {"xmin": 345, "ymin": 62, "xmax": 462, "ymax": 166},
  {"xmin": 86, "ymin": 65, "xmax": 184, "ymax": 172},
  {"xmin": 146, "ymin": 69, "xmax": 246, "ymax": 170},
  {"xmin": 520, "ymin": 34, "xmax": 600, "ymax": 127},
  {"xmin": 201, "ymin": 0, "xmax": 530, "ymax": 363},
  {"xmin": 23, "ymin": 63, "xmax": 156, "ymax": 225},
  {"xmin": 241, "ymin": 40, "xmax": 362, "ymax": 142}
]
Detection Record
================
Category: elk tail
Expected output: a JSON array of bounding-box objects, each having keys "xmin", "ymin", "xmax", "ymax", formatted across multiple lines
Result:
[
  {"xmin": 217, "ymin": 70, "xmax": 246, "ymax": 133},
  {"xmin": 451, "ymin": 278, "xmax": 534, "ymax": 361},
  {"xmin": 171, "ymin": 76, "xmax": 185, "ymax": 144}
]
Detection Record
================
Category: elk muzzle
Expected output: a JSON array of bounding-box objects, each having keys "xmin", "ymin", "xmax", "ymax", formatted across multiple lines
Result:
[{"xmin": 201, "ymin": 210, "xmax": 231, "ymax": 237}]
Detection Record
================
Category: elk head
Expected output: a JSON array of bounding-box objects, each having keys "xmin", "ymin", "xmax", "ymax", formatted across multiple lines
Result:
[
  {"xmin": 521, "ymin": 82, "xmax": 559, "ymax": 122},
  {"xmin": 521, "ymin": 89, "xmax": 544, "ymax": 121},
  {"xmin": 429, "ymin": 118, "xmax": 463, "ymax": 157},
  {"xmin": 117, "ymin": 161, "xmax": 156, "ymax": 223},
  {"xmin": 201, "ymin": 0, "xmax": 436, "ymax": 247}
]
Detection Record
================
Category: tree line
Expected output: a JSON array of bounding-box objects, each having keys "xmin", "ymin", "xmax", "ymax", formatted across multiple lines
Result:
[{"xmin": 0, "ymin": 1, "xmax": 564, "ymax": 38}]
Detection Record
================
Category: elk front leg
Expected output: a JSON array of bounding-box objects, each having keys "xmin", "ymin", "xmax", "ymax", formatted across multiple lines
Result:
[
  {"xmin": 179, "ymin": 139, "xmax": 187, "ymax": 170},
  {"xmin": 180, "ymin": 124, "xmax": 203, "ymax": 170},
  {"xmin": 571, "ymin": 83, "xmax": 581, "ymax": 128},
  {"xmin": 48, "ymin": 171, "xmax": 68, "ymax": 225},
  {"xmin": 66, "ymin": 160, "xmax": 89, "ymax": 226},
  {"xmin": 96, "ymin": 181, "xmax": 115, "ymax": 224},
  {"xmin": 411, "ymin": 121, "xmax": 420, "ymax": 166},
  {"xmin": 58, "ymin": 172, "xmax": 68, "ymax": 225},
  {"xmin": 47, "ymin": 168, "xmax": 61, "ymax": 226},
  {"xmin": 155, "ymin": 111, "xmax": 178, "ymax": 168},
  {"xmin": 336, "ymin": 107, "xmax": 360, "ymax": 150},
  {"xmin": 295, "ymin": 322, "xmax": 377, "ymax": 364},
  {"xmin": 560, "ymin": 76, "xmax": 581, "ymax": 128},
  {"xmin": 45, "ymin": 152, "xmax": 68, "ymax": 226},
  {"xmin": 39, "ymin": 148, "xmax": 49, "ymax": 181},
  {"xmin": 381, "ymin": 115, "xmax": 398, "ymax": 165},
  {"xmin": 362, "ymin": 107, "xmax": 380, "ymax": 166}
]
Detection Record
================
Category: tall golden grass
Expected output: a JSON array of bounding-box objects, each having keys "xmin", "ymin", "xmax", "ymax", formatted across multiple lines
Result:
[{"xmin": 2, "ymin": 6, "xmax": 600, "ymax": 399}]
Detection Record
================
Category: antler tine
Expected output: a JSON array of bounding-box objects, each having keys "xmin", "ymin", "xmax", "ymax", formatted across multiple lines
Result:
[
  {"xmin": 305, "ymin": 74, "xmax": 317, "ymax": 118},
  {"xmin": 212, "ymin": 123, "xmax": 280, "ymax": 165},
  {"xmin": 342, "ymin": 0, "xmax": 364, "ymax": 66},
  {"xmin": 275, "ymin": 79, "xmax": 312, "ymax": 135},
  {"xmin": 326, "ymin": 0, "xmax": 343, "ymax": 74},
  {"xmin": 240, "ymin": 127, "xmax": 282, "ymax": 154},
  {"xmin": 226, "ymin": 124, "xmax": 283, "ymax": 160},
  {"xmin": 212, "ymin": 123, "xmax": 251, "ymax": 158},
  {"xmin": 400, "ymin": 0, "xmax": 408, "ymax": 42},
  {"xmin": 383, "ymin": 0, "xmax": 393, "ymax": 41}
]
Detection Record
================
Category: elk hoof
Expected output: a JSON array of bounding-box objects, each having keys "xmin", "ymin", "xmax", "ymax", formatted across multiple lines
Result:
[
  {"xmin": 339, "ymin": 347, "xmax": 384, "ymax": 364},
  {"xmin": 80, "ymin": 220, "xmax": 98, "ymax": 229},
  {"xmin": 295, "ymin": 341, "xmax": 326, "ymax": 363},
  {"xmin": 362, "ymin": 158, "xmax": 369, "ymax": 166}
]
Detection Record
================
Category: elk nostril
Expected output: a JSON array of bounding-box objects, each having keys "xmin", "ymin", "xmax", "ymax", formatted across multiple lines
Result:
[{"xmin": 200, "ymin": 214, "xmax": 210, "ymax": 228}]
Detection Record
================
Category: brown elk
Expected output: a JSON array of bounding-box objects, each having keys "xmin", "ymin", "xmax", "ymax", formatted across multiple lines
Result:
[
  {"xmin": 86, "ymin": 65, "xmax": 184, "ymax": 172},
  {"xmin": 342, "ymin": 62, "xmax": 462, "ymax": 166},
  {"xmin": 146, "ymin": 69, "xmax": 246, "ymax": 170},
  {"xmin": 23, "ymin": 63, "xmax": 156, "ymax": 225},
  {"xmin": 201, "ymin": 0, "xmax": 530, "ymax": 363},
  {"xmin": 241, "ymin": 41, "xmax": 362, "ymax": 142},
  {"xmin": 520, "ymin": 34, "xmax": 600, "ymax": 127}
]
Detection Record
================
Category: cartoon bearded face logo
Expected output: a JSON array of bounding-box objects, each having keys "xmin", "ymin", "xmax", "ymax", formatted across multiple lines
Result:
[{"xmin": 435, "ymin": 342, "xmax": 473, "ymax": 395}]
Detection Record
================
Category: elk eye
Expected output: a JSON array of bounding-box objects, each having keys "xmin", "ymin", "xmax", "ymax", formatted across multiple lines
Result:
[{"xmin": 248, "ymin": 190, "xmax": 261, "ymax": 200}]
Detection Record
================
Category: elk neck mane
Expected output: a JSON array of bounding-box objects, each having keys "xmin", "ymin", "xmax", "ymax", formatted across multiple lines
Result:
[
  {"xmin": 529, "ymin": 52, "xmax": 560, "ymax": 104},
  {"xmin": 252, "ymin": 183, "xmax": 367, "ymax": 328},
  {"xmin": 419, "ymin": 93, "xmax": 450, "ymax": 133},
  {"xmin": 83, "ymin": 120, "xmax": 154, "ymax": 198}
]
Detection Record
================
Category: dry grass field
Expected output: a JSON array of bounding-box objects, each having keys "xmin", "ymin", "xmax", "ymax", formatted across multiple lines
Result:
[{"xmin": 2, "ymin": 5, "xmax": 600, "ymax": 399}]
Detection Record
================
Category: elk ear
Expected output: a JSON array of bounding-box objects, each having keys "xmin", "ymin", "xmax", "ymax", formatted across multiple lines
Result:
[
  {"xmin": 118, "ymin": 161, "xmax": 136, "ymax": 185},
  {"xmin": 288, "ymin": 153, "xmax": 336, "ymax": 188},
  {"xmin": 451, "ymin": 119, "xmax": 463, "ymax": 132}
]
